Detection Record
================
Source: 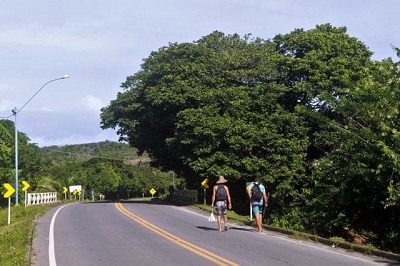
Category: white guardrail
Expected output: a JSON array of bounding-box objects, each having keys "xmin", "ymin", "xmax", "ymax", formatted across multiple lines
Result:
[{"xmin": 27, "ymin": 192, "xmax": 58, "ymax": 206}]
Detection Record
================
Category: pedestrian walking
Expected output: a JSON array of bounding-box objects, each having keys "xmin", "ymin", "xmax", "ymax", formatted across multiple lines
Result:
[
  {"xmin": 211, "ymin": 175, "xmax": 232, "ymax": 232},
  {"xmin": 247, "ymin": 179, "xmax": 269, "ymax": 232}
]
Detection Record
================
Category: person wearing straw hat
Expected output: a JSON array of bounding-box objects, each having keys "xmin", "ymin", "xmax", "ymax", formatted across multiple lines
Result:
[{"xmin": 211, "ymin": 175, "xmax": 232, "ymax": 232}]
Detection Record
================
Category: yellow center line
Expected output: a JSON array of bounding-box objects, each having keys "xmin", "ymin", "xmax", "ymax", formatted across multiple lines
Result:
[{"xmin": 115, "ymin": 202, "xmax": 239, "ymax": 266}]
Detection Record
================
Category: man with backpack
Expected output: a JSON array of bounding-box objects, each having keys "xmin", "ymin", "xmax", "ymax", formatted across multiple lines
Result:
[
  {"xmin": 247, "ymin": 179, "xmax": 269, "ymax": 233},
  {"xmin": 211, "ymin": 175, "xmax": 232, "ymax": 232}
]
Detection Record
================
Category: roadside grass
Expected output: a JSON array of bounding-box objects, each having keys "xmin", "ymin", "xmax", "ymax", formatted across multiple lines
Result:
[{"xmin": 0, "ymin": 204, "xmax": 53, "ymax": 266}]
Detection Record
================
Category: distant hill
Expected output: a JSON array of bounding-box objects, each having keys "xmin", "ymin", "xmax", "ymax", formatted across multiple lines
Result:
[{"xmin": 41, "ymin": 140, "xmax": 148, "ymax": 164}]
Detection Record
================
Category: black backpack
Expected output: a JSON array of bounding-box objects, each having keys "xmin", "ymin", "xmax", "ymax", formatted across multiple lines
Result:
[
  {"xmin": 216, "ymin": 185, "xmax": 227, "ymax": 201},
  {"xmin": 251, "ymin": 183, "xmax": 263, "ymax": 201}
]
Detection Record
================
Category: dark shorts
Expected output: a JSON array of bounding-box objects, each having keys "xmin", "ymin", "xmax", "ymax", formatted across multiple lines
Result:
[{"xmin": 215, "ymin": 201, "xmax": 227, "ymax": 216}]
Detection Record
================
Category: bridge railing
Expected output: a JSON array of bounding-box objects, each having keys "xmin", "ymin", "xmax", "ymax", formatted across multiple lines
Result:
[{"xmin": 27, "ymin": 192, "xmax": 58, "ymax": 206}]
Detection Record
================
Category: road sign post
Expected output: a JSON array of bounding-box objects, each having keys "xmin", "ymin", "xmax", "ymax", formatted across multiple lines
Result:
[
  {"xmin": 63, "ymin": 187, "xmax": 68, "ymax": 200},
  {"xmin": 3, "ymin": 183, "xmax": 16, "ymax": 224},
  {"xmin": 7, "ymin": 197, "xmax": 11, "ymax": 224},
  {"xmin": 150, "ymin": 188, "xmax": 156, "ymax": 197},
  {"xmin": 201, "ymin": 178, "xmax": 209, "ymax": 205},
  {"xmin": 150, "ymin": 188, "xmax": 156, "ymax": 198},
  {"xmin": 22, "ymin": 180, "xmax": 30, "ymax": 208}
]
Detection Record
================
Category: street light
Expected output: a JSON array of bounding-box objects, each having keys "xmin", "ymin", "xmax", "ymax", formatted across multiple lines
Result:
[{"xmin": 12, "ymin": 74, "xmax": 69, "ymax": 204}]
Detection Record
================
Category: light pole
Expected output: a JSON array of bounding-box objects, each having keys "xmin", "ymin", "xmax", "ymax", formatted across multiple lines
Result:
[
  {"xmin": 169, "ymin": 171, "xmax": 176, "ymax": 188},
  {"xmin": 12, "ymin": 75, "xmax": 69, "ymax": 204}
]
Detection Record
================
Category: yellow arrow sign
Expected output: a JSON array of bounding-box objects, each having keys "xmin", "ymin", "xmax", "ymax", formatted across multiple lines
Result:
[
  {"xmin": 3, "ymin": 183, "xmax": 15, "ymax": 198},
  {"xmin": 63, "ymin": 187, "xmax": 68, "ymax": 193},
  {"xmin": 22, "ymin": 180, "xmax": 30, "ymax": 191},
  {"xmin": 201, "ymin": 178, "xmax": 209, "ymax": 188}
]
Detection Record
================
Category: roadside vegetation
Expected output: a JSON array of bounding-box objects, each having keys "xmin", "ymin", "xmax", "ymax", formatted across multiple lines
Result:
[{"xmin": 0, "ymin": 204, "xmax": 53, "ymax": 266}]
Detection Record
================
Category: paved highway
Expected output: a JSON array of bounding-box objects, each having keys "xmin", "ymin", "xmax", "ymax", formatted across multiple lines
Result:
[{"xmin": 32, "ymin": 200, "xmax": 398, "ymax": 266}]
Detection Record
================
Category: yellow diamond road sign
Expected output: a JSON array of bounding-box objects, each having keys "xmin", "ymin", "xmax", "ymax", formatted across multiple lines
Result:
[
  {"xmin": 22, "ymin": 180, "xmax": 30, "ymax": 191},
  {"xmin": 150, "ymin": 188, "xmax": 156, "ymax": 195},
  {"xmin": 3, "ymin": 183, "xmax": 15, "ymax": 198}
]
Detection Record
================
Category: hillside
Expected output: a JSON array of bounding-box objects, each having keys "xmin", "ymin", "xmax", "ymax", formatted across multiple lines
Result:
[{"xmin": 41, "ymin": 140, "xmax": 148, "ymax": 164}]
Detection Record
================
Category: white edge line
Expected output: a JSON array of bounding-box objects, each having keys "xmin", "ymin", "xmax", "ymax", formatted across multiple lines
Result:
[{"xmin": 48, "ymin": 204, "xmax": 73, "ymax": 266}]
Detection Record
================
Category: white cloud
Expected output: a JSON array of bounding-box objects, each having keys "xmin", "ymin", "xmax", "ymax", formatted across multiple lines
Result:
[
  {"xmin": 0, "ymin": 25, "xmax": 105, "ymax": 53},
  {"xmin": 30, "ymin": 129, "xmax": 119, "ymax": 148},
  {"xmin": 0, "ymin": 99, "xmax": 15, "ymax": 113},
  {"xmin": 38, "ymin": 107, "xmax": 55, "ymax": 112},
  {"xmin": 80, "ymin": 95, "xmax": 105, "ymax": 112}
]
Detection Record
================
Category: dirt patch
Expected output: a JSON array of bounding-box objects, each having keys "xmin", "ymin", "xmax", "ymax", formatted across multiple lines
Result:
[{"xmin": 125, "ymin": 157, "xmax": 151, "ymax": 165}]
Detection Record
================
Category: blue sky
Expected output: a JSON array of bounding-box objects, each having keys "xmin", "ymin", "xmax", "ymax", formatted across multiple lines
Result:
[{"xmin": 1, "ymin": 0, "xmax": 399, "ymax": 147}]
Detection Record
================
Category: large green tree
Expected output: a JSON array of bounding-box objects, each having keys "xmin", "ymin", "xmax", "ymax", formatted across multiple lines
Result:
[
  {"xmin": 100, "ymin": 32, "xmax": 312, "ymax": 221},
  {"xmin": 100, "ymin": 31, "xmax": 308, "ymax": 181},
  {"xmin": 259, "ymin": 24, "xmax": 379, "ymax": 229}
]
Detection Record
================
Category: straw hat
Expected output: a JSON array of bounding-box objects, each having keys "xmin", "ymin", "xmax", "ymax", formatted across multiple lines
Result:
[{"xmin": 216, "ymin": 175, "xmax": 228, "ymax": 184}]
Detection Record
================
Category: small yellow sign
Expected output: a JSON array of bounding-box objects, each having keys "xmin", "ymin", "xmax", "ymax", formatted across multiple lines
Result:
[
  {"xmin": 3, "ymin": 183, "xmax": 15, "ymax": 198},
  {"xmin": 201, "ymin": 178, "xmax": 209, "ymax": 188},
  {"xmin": 149, "ymin": 188, "xmax": 156, "ymax": 195},
  {"xmin": 22, "ymin": 181, "xmax": 30, "ymax": 191},
  {"xmin": 63, "ymin": 187, "xmax": 68, "ymax": 194}
]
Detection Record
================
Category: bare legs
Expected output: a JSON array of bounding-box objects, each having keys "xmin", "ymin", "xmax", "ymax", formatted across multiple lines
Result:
[
  {"xmin": 217, "ymin": 214, "xmax": 228, "ymax": 231},
  {"xmin": 255, "ymin": 212, "xmax": 263, "ymax": 232},
  {"xmin": 217, "ymin": 215, "xmax": 222, "ymax": 231}
]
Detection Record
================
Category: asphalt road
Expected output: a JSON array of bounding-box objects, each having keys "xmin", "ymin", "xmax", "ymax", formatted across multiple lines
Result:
[{"xmin": 31, "ymin": 200, "xmax": 399, "ymax": 266}]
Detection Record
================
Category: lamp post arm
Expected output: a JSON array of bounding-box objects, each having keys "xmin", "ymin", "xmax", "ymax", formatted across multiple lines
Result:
[{"xmin": 17, "ymin": 75, "xmax": 69, "ymax": 115}]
